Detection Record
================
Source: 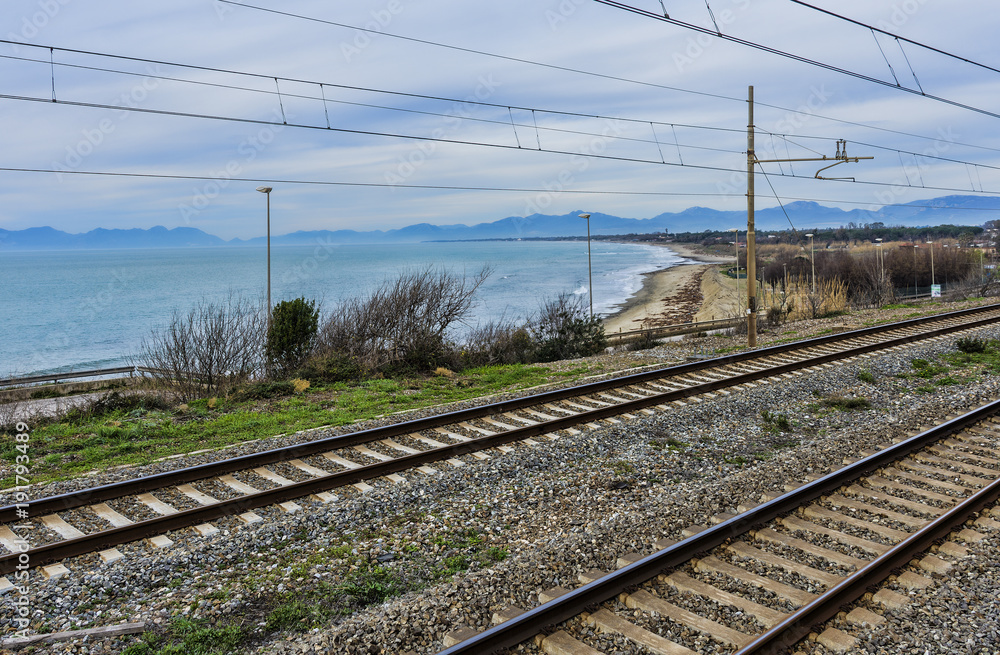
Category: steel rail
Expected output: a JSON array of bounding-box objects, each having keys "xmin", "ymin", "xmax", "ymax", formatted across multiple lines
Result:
[
  {"xmin": 4, "ymin": 303, "xmax": 998, "ymax": 526},
  {"xmin": 435, "ymin": 397, "xmax": 1000, "ymax": 654},
  {"xmin": 3, "ymin": 305, "xmax": 998, "ymax": 522},
  {"xmin": 737, "ymin": 472, "xmax": 1000, "ymax": 654},
  {"xmin": 2, "ymin": 305, "xmax": 998, "ymax": 575}
]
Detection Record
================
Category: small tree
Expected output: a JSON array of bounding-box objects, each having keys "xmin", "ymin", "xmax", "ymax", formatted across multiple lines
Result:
[{"xmin": 267, "ymin": 297, "xmax": 319, "ymax": 377}]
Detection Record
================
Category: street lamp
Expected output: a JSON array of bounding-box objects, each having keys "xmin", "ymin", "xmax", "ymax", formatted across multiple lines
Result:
[
  {"xmin": 805, "ymin": 233, "xmax": 815, "ymax": 293},
  {"xmin": 256, "ymin": 186, "xmax": 273, "ymax": 324},
  {"xmin": 579, "ymin": 213, "xmax": 593, "ymax": 319},
  {"xmin": 927, "ymin": 240, "xmax": 935, "ymax": 290},
  {"xmin": 728, "ymin": 228, "xmax": 740, "ymax": 315},
  {"xmin": 875, "ymin": 237, "xmax": 884, "ymax": 285}
]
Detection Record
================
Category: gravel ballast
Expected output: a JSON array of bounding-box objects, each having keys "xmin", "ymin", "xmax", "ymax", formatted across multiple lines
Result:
[{"xmin": 4, "ymin": 306, "xmax": 1000, "ymax": 654}]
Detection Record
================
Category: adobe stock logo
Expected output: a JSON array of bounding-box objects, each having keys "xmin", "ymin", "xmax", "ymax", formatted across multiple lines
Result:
[{"xmin": 7, "ymin": 0, "xmax": 72, "ymax": 53}]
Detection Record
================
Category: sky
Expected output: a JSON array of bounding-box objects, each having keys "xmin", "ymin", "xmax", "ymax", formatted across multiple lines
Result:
[{"xmin": 2, "ymin": 0, "xmax": 1000, "ymax": 240}]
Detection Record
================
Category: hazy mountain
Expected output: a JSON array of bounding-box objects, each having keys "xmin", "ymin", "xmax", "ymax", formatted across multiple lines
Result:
[
  {"xmin": 1, "ymin": 195, "xmax": 995, "ymax": 251},
  {"xmin": 0, "ymin": 225, "xmax": 226, "ymax": 250}
]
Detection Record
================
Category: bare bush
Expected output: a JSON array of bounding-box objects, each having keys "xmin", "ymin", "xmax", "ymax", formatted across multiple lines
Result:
[
  {"xmin": 0, "ymin": 391, "xmax": 25, "ymax": 432},
  {"xmin": 461, "ymin": 319, "xmax": 534, "ymax": 367},
  {"xmin": 131, "ymin": 294, "xmax": 266, "ymax": 400},
  {"xmin": 315, "ymin": 267, "xmax": 491, "ymax": 374}
]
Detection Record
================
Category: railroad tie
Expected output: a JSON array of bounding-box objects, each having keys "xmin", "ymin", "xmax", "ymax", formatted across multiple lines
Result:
[
  {"xmin": 692, "ymin": 555, "xmax": 817, "ymax": 608},
  {"xmin": 321, "ymin": 453, "xmax": 375, "ymax": 492},
  {"xmin": 286, "ymin": 459, "xmax": 342, "ymax": 502},
  {"xmin": 750, "ymin": 527, "xmax": 867, "ymax": 570},
  {"xmin": 175, "ymin": 484, "xmax": 217, "ymax": 506},
  {"xmin": 823, "ymin": 494, "xmax": 926, "ymax": 530},
  {"xmin": 726, "ymin": 541, "xmax": 842, "ymax": 588},
  {"xmin": 845, "ymin": 484, "xmax": 944, "ymax": 518},
  {"xmin": 780, "ymin": 515, "xmax": 890, "ymax": 556},
  {"xmin": 864, "ymin": 475, "xmax": 959, "ymax": 505},
  {"xmin": 661, "ymin": 571, "xmax": 788, "ymax": 628},
  {"xmin": 40, "ymin": 515, "xmax": 85, "ymax": 540},
  {"xmin": 0, "ymin": 527, "xmax": 24, "ymax": 553},
  {"xmin": 623, "ymin": 589, "xmax": 753, "ymax": 649},
  {"xmin": 586, "ymin": 608, "xmax": 698, "ymax": 655},
  {"xmin": 90, "ymin": 504, "xmax": 133, "ymax": 528},
  {"xmin": 885, "ymin": 465, "xmax": 979, "ymax": 492}
]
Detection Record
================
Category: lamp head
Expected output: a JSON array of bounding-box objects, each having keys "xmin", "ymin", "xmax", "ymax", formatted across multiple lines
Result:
[
  {"xmin": 578, "ymin": 213, "xmax": 591, "ymax": 219},
  {"xmin": 805, "ymin": 233, "xmax": 813, "ymax": 238},
  {"xmin": 256, "ymin": 186, "xmax": 273, "ymax": 194}
]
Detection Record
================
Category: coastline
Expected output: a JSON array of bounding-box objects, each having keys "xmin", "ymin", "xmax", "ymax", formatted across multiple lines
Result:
[{"xmin": 603, "ymin": 242, "xmax": 733, "ymax": 335}]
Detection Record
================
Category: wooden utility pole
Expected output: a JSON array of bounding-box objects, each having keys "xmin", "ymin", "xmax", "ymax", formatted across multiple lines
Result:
[{"xmin": 746, "ymin": 86, "xmax": 757, "ymax": 346}]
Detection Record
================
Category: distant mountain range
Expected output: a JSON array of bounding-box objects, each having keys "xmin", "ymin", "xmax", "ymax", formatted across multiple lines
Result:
[{"xmin": 1, "ymin": 195, "xmax": 996, "ymax": 251}]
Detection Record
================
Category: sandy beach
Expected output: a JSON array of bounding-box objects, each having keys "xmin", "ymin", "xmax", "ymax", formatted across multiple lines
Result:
[{"xmin": 603, "ymin": 243, "xmax": 736, "ymax": 335}]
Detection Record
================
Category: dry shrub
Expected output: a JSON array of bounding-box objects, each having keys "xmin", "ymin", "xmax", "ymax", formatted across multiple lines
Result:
[
  {"xmin": 461, "ymin": 319, "xmax": 535, "ymax": 367},
  {"xmin": 132, "ymin": 293, "xmax": 266, "ymax": 400},
  {"xmin": 314, "ymin": 267, "xmax": 490, "ymax": 375},
  {"xmin": 291, "ymin": 378, "xmax": 310, "ymax": 393}
]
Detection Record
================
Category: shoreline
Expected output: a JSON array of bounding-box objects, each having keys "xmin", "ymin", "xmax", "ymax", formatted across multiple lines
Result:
[{"xmin": 603, "ymin": 242, "xmax": 733, "ymax": 335}]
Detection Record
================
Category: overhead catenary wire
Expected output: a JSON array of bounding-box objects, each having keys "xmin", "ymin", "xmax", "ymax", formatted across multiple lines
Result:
[
  {"xmin": 4, "ymin": 29, "xmax": 1000, "ymax": 206},
  {"xmin": 591, "ymin": 0, "xmax": 1000, "ymax": 122},
  {"xmin": 3, "ymin": 165, "xmax": 999, "ymax": 214},
  {"xmin": 5, "ymin": 89, "xmax": 1000, "ymax": 201},
  {"xmin": 204, "ymin": 5, "xmax": 1000, "ymax": 155},
  {"xmin": 756, "ymin": 163, "xmax": 797, "ymax": 231},
  {"xmin": 788, "ymin": 0, "xmax": 1000, "ymax": 77},
  {"xmin": 5, "ymin": 34, "xmax": 1000, "ymax": 159}
]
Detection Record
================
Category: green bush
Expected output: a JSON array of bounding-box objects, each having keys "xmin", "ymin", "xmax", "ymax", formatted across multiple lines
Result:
[
  {"xmin": 231, "ymin": 380, "xmax": 295, "ymax": 401},
  {"xmin": 66, "ymin": 390, "xmax": 170, "ymax": 421},
  {"xmin": 460, "ymin": 322, "xmax": 535, "ymax": 368},
  {"xmin": 532, "ymin": 294, "xmax": 607, "ymax": 362},
  {"xmin": 267, "ymin": 297, "xmax": 319, "ymax": 377},
  {"xmin": 956, "ymin": 336, "xmax": 988, "ymax": 354},
  {"xmin": 296, "ymin": 353, "xmax": 364, "ymax": 383}
]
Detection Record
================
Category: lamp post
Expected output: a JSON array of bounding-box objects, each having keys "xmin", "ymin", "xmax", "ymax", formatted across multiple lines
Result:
[
  {"xmin": 256, "ymin": 186, "xmax": 273, "ymax": 324},
  {"xmin": 875, "ymin": 237, "xmax": 884, "ymax": 293},
  {"xmin": 927, "ymin": 240, "xmax": 935, "ymax": 289},
  {"xmin": 728, "ymin": 228, "xmax": 741, "ymax": 316},
  {"xmin": 579, "ymin": 213, "xmax": 593, "ymax": 319},
  {"xmin": 805, "ymin": 233, "xmax": 815, "ymax": 293}
]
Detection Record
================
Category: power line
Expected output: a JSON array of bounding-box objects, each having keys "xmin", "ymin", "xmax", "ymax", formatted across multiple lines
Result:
[
  {"xmin": 0, "ymin": 166, "xmax": 728, "ymax": 197},
  {"xmin": 0, "ymin": 49, "xmax": 745, "ymax": 139},
  {"xmin": 0, "ymin": 91, "xmax": 742, "ymax": 174},
  {"xmin": 788, "ymin": 0, "xmax": 1000, "ymax": 77},
  {"xmin": 6, "ymin": 89, "xmax": 1000, "ymax": 200},
  {"xmin": 211, "ymin": 4, "xmax": 1000, "ymax": 156},
  {"xmin": 592, "ymin": 0, "xmax": 1000, "ymax": 122},
  {"xmin": 4, "ymin": 166, "xmax": 999, "ymax": 214}
]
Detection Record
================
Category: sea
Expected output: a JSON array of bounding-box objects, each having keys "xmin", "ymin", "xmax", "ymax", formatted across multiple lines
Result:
[{"xmin": 0, "ymin": 240, "xmax": 687, "ymax": 378}]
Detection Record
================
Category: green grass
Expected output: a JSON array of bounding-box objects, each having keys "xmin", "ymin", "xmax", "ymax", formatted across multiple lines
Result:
[
  {"xmin": 0, "ymin": 364, "xmax": 569, "ymax": 488},
  {"xmin": 760, "ymin": 410, "xmax": 792, "ymax": 432},
  {"xmin": 122, "ymin": 618, "xmax": 246, "ymax": 655},
  {"xmin": 821, "ymin": 395, "xmax": 871, "ymax": 411}
]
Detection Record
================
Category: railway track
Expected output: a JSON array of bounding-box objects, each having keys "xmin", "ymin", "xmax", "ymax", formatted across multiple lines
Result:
[
  {"xmin": 3, "ymin": 302, "xmax": 1000, "ymax": 585},
  {"xmin": 435, "ymin": 399, "xmax": 1000, "ymax": 655}
]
